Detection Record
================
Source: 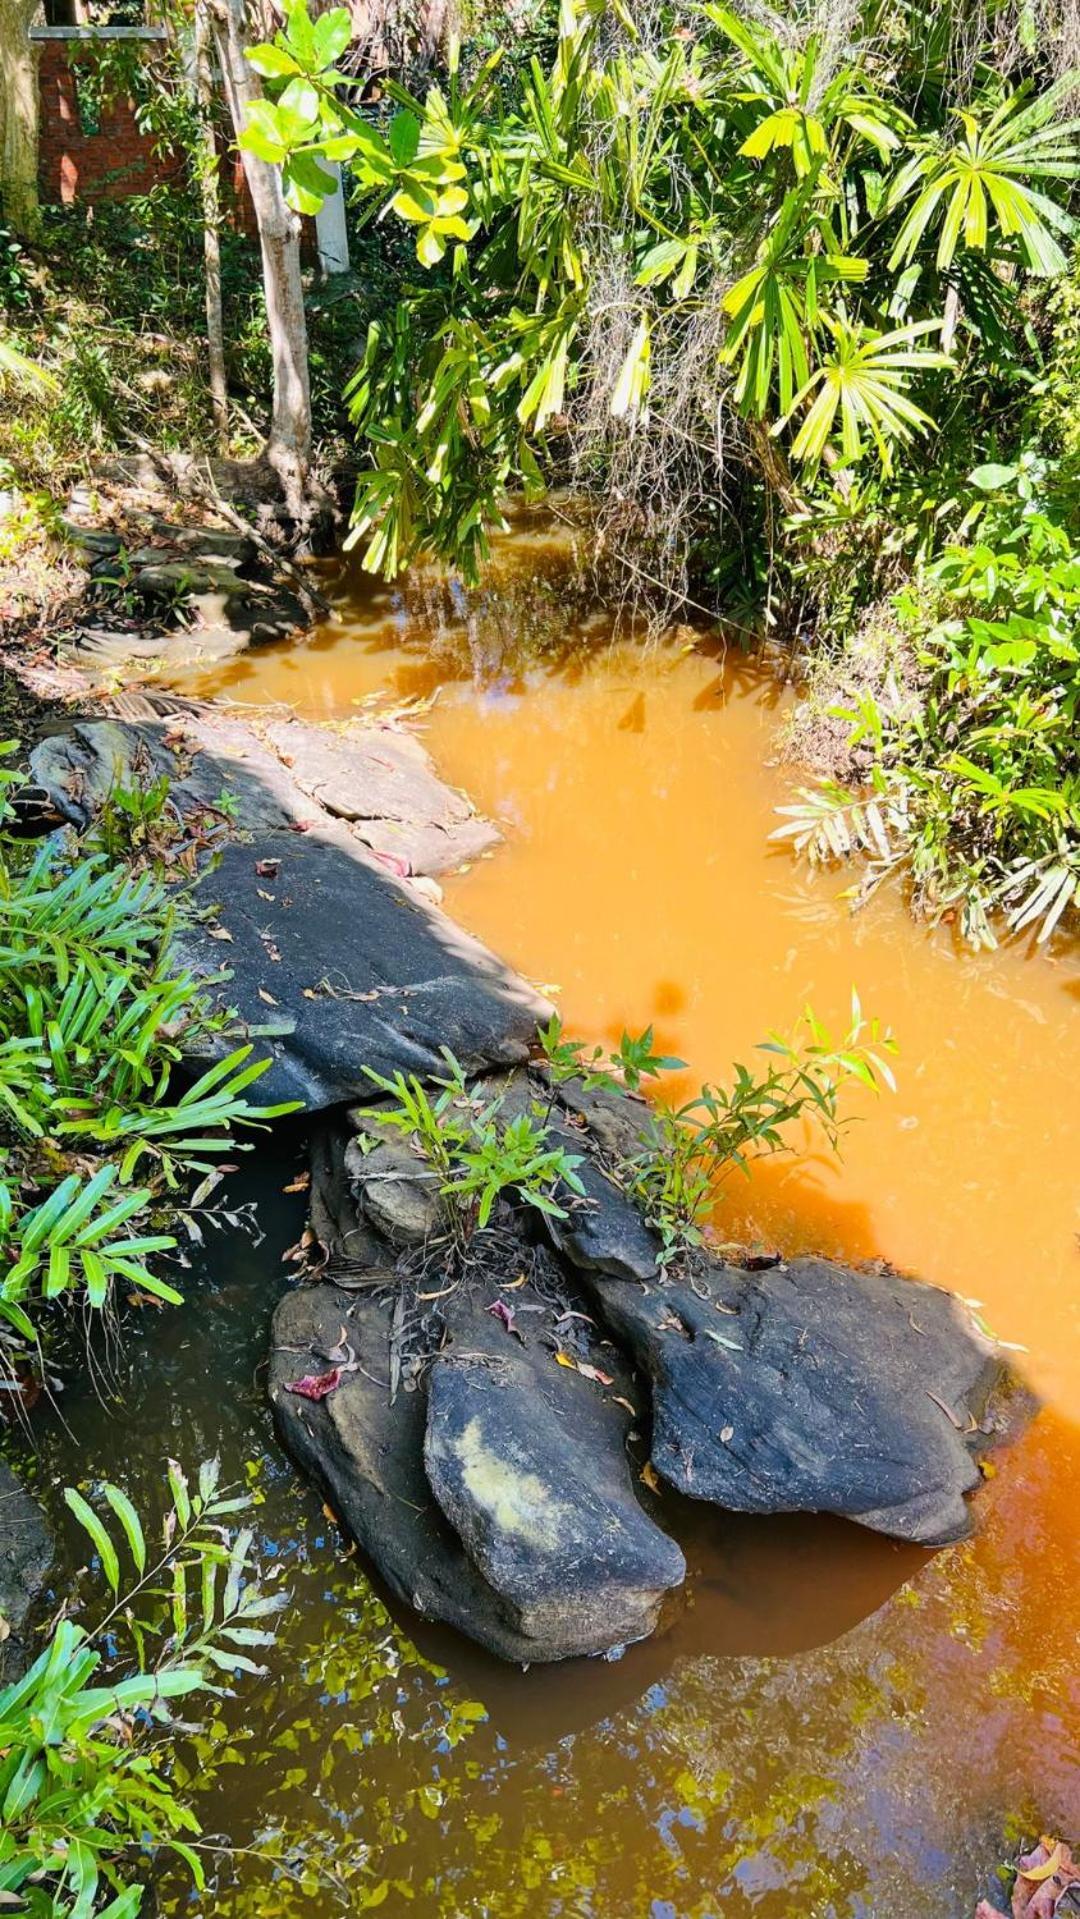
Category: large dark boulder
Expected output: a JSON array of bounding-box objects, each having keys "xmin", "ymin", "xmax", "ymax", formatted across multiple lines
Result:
[
  {"xmin": 568, "ymin": 1252, "xmax": 1015, "ymax": 1547},
  {"xmin": 174, "ymin": 831, "xmax": 547, "ymax": 1109},
  {"xmin": 425, "ymin": 1334, "xmax": 684, "ymax": 1655},
  {"xmin": 30, "ymin": 716, "xmax": 548, "ymax": 1114},
  {"xmin": 269, "ymin": 1270, "xmax": 684, "ymax": 1663}
]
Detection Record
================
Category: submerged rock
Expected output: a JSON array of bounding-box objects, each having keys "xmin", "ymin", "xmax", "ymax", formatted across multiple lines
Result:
[
  {"xmin": 270, "ymin": 1271, "xmax": 683, "ymax": 1663},
  {"xmin": 0, "ymin": 1462, "xmax": 54, "ymax": 1681},
  {"xmin": 568, "ymin": 1252, "xmax": 1014, "ymax": 1547}
]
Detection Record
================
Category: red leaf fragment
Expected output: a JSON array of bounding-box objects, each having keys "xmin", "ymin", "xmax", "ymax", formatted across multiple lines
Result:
[
  {"xmin": 255, "ymin": 858, "xmax": 281, "ymax": 877},
  {"xmin": 285, "ymin": 1366, "xmax": 342, "ymax": 1402},
  {"xmin": 486, "ymin": 1299, "xmax": 524, "ymax": 1341}
]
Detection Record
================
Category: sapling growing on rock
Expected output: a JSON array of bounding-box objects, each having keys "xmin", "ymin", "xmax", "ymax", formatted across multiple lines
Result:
[{"xmin": 356, "ymin": 1048, "xmax": 586, "ymax": 1245}]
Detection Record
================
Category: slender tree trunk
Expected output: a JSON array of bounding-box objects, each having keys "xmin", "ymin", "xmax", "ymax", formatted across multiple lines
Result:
[
  {"xmin": 194, "ymin": 0, "xmax": 229, "ymax": 450},
  {"xmin": 0, "ymin": 0, "xmax": 43, "ymax": 241},
  {"xmin": 211, "ymin": 0, "xmax": 312, "ymax": 520}
]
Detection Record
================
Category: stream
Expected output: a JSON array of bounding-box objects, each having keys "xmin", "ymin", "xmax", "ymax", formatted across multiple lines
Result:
[{"xmin": 25, "ymin": 517, "xmax": 1080, "ymax": 1916}]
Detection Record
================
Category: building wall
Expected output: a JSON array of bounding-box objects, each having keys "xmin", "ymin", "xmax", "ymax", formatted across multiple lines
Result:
[{"xmin": 32, "ymin": 27, "xmax": 179, "ymax": 206}]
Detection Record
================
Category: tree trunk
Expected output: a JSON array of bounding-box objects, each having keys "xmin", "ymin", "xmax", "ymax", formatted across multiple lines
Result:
[
  {"xmin": 194, "ymin": 0, "xmax": 229, "ymax": 450},
  {"xmin": 0, "ymin": 0, "xmax": 43, "ymax": 241},
  {"xmin": 211, "ymin": 0, "xmax": 312, "ymax": 521}
]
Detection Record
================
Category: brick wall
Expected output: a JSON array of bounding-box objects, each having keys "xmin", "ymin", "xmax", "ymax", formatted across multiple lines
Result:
[
  {"xmin": 31, "ymin": 26, "xmax": 305, "ymax": 248},
  {"xmin": 32, "ymin": 27, "xmax": 181, "ymax": 206}
]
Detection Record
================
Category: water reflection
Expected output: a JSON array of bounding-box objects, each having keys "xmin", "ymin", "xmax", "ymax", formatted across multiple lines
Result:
[{"xmin": 133, "ymin": 522, "xmax": 1080, "ymax": 1910}]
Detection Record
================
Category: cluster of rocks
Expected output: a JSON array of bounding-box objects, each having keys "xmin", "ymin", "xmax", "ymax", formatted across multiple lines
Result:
[
  {"xmin": 60, "ymin": 495, "xmax": 311, "ymax": 677},
  {"xmin": 270, "ymin": 1068, "xmax": 1017, "ymax": 1665},
  {"xmin": 24, "ymin": 707, "xmax": 1025, "ymax": 1669}
]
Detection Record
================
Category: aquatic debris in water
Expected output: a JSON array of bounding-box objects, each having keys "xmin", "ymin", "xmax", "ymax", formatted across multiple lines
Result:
[{"xmin": 975, "ymin": 1838, "xmax": 1080, "ymax": 1918}]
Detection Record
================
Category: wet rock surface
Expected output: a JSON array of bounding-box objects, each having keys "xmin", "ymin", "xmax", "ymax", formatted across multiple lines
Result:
[
  {"xmin": 270, "ymin": 1269, "xmax": 683, "ymax": 1663},
  {"xmin": 269, "ymin": 1072, "xmax": 1021, "ymax": 1662},
  {"xmin": 174, "ymin": 832, "xmax": 546, "ymax": 1109},
  {"xmin": 570, "ymin": 1251, "xmax": 1011, "ymax": 1547},
  {"xmin": 0, "ymin": 1462, "xmax": 54, "ymax": 1681}
]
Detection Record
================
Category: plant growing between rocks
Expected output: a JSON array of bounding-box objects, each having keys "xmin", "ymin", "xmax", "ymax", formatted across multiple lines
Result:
[
  {"xmin": 354, "ymin": 1002, "xmax": 894, "ymax": 1277},
  {"xmin": 619, "ymin": 999, "xmax": 897, "ymax": 1264},
  {"xmin": 357, "ymin": 1048, "xmax": 587, "ymax": 1243}
]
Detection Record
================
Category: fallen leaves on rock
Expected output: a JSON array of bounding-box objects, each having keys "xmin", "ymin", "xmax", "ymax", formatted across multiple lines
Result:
[
  {"xmin": 975, "ymin": 1839, "xmax": 1080, "ymax": 1918},
  {"xmin": 486, "ymin": 1298, "xmax": 523, "ymax": 1340},
  {"xmin": 255, "ymin": 858, "xmax": 281, "ymax": 877},
  {"xmin": 554, "ymin": 1350, "xmax": 614, "ymax": 1386},
  {"xmin": 283, "ymin": 1170, "xmax": 310, "ymax": 1194},
  {"xmin": 285, "ymin": 1366, "xmax": 343, "ymax": 1401}
]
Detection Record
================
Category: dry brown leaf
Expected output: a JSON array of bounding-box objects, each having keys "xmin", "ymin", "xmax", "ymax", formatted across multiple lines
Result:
[
  {"xmin": 257, "ymin": 988, "xmax": 279, "ymax": 1006},
  {"xmin": 283, "ymin": 1171, "xmax": 310, "ymax": 1194},
  {"xmin": 640, "ymin": 1460, "xmax": 661, "ymax": 1494}
]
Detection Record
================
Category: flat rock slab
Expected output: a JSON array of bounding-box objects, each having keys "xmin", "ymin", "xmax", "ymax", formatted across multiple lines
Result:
[
  {"xmin": 175, "ymin": 830, "xmax": 547, "ymax": 1109},
  {"xmin": 30, "ymin": 718, "xmax": 292, "ymax": 834},
  {"xmin": 30, "ymin": 713, "xmax": 496, "ymax": 877},
  {"xmin": 270, "ymin": 1275, "xmax": 682, "ymax": 1662},
  {"xmin": 574, "ymin": 1254, "xmax": 1014, "ymax": 1547},
  {"xmin": 0, "ymin": 1462, "xmax": 54, "ymax": 1680}
]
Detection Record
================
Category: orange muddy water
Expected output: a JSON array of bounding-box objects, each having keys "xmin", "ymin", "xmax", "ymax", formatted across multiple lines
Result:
[{"xmin": 151, "ymin": 521, "xmax": 1080, "ymax": 1915}]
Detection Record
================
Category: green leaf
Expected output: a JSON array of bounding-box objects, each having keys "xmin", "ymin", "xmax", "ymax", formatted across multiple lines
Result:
[
  {"xmin": 64, "ymin": 1487, "xmax": 121, "ymax": 1594},
  {"xmin": 245, "ymin": 43, "xmax": 301, "ymax": 79},
  {"xmin": 101, "ymin": 1483, "xmax": 147, "ymax": 1576}
]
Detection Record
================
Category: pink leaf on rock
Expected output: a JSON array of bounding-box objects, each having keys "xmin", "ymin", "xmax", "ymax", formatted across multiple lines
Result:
[{"xmin": 285, "ymin": 1366, "xmax": 343, "ymax": 1401}]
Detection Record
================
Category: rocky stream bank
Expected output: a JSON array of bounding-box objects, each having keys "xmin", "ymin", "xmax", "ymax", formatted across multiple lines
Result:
[{"xmin": 10, "ymin": 685, "xmax": 1027, "ymax": 1670}]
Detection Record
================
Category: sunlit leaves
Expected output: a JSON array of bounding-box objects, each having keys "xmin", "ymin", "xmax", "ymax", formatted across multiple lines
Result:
[
  {"xmin": 888, "ymin": 80, "xmax": 1080, "ymax": 275},
  {"xmin": 2, "ymin": 1463, "xmax": 284, "ymax": 1919},
  {"xmin": 244, "ymin": 0, "xmax": 1080, "ymax": 574},
  {"xmin": 787, "ymin": 318, "xmax": 950, "ymax": 467}
]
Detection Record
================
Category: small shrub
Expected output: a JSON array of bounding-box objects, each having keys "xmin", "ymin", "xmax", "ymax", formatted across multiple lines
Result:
[
  {"xmin": 358, "ymin": 1049, "xmax": 586, "ymax": 1239},
  {"xmin": 777, "ymin": 460, "xmax": 1080, "ymax": 946}
]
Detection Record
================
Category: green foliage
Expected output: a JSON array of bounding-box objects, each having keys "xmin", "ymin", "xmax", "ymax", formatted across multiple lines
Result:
[
  {"xmin": 242, "ymin": 0, "xmax": 1079, "ymax": 583},
  {"xmin": 358, "ymin": 1048, "xmax": 585, "ymax": 1236},
  {"xmin": 0, "ymin": 1458, "xmax": 285, "ymax": 1918},
  {"xmin": 0, "ymin": 773, "xmax": 298, "ymax": 1389},
  {"xmin": 621, "ymin": 999, "xmax": 896, "ymax": 1264},
  {"xmin": 537, "ymin": 1015, "xmax": 684, "ymax": 1093},
  {"xmin": 778, "ymin": 457, "xmax": 1080, "ymax": 945}
]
